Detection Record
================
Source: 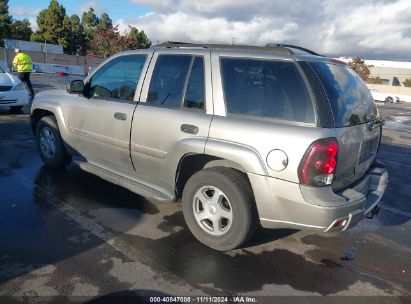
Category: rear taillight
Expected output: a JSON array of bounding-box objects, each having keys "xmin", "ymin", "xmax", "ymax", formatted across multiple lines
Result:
[{"xmin": 299, "ymin": 138, "xmax": 339, "ymax": 187}]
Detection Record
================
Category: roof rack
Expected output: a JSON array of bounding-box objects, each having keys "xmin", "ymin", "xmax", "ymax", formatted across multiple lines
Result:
[
  {"xmin": 265, "ymin": 43, "xmax": 323, "ymax": 56},
  {"xmin": 153, "ymin": 41, "xmax": 293, "ymax": 54}
]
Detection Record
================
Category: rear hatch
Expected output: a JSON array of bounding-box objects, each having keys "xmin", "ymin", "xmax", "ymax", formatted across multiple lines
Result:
[{"xmin": 307, "ymin": 61, "xmax": 382, "ymax": 191}]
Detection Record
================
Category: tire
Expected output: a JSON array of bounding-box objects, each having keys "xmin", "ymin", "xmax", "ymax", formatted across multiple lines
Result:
[
  {"xmin": 182, "ymin": 167, "xmax": 257, "ymax": 251},
  {"xmin": 36, "ymin": 116, "xmax": 71, "ymax": 168},
  {"xmin": 385, "ymin": 96, "xmax": 394, "ymax": 103}
]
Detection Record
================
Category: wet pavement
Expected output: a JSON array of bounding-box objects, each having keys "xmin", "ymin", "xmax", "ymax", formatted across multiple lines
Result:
[{"xmin": 0, "ymin": 76, "xmax": 410, "ymax": 303}]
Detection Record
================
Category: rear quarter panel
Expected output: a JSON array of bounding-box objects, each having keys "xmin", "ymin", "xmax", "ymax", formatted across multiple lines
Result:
[{"xmin": 207, "ymin": 115, "xmax": 337, "ymax": 182}]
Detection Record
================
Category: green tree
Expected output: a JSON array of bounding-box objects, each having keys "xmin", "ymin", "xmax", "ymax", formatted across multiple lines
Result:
[
  {"xmin": 348, "ymin": 56, "xmax": 373, "ymax": 81},
  {"xmin": 98, "ymin": 13, "xmax": 112, "ymax": 30},
  {"xmin": 31, "ymin": 0, "xmax": 71, "ymax": 49},
  {"xmin": 66, "ymin": 14, "xmax": 86, "ymax": 55},
  {"xmin": 129, "ymin": 27, "xmax": 151, "ymax": 49},
  {"xmin": 403, "ymin": 78, "xmax": 411, "ymax": 87},
  {"xmin": 0, "ymin": 0, "xmax": 12, "ymax": 46},
  {"xmin": 9, "ymin": 19, "xmax": 32, "ymax": 41},
  {"xmin": 81, "ymin": 7, "xmax": 98, "ymax": 29},
  {"xmin": 81, "ymin": 8, "xmax": 99, "ymax": 54}
]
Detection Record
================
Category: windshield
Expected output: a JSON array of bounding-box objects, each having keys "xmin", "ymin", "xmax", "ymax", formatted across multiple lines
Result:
[{"xmin": 310, "ymin": 62, "xmax": 379, "ymax": 127}]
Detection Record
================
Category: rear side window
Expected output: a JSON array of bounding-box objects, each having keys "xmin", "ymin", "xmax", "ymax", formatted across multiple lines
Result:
[
  {"xmin": 147, "ymin": 55, "xmax": 191, "ymax": 107},
  {"xmin": 220, "ymin": 58, "xmax": 314, "ymax": 123},
  {"xmin": 147, "ymin": 55, "xmax": 205, "ymax": 110},
  {"xmin": 183, "ymin": 57, "xmax": 205, "ymax": 110},
  {"xmin": 309, "ymin": 62, "xmax": 378, "ymax": 127}
]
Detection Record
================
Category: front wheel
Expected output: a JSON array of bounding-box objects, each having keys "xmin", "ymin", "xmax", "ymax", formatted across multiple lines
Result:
[
  {"xmin": 182, "ymin": 167, "xmax": 257, "ymax": 251},
  {"xmin": 36, "ymin": 116, "xmax": 71, "ymax": 168}
]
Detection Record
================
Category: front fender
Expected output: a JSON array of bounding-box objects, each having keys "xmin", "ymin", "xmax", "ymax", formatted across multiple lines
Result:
[{"xmin": 31, "ymin": 96, "xmax": 69, "ymax": 142}]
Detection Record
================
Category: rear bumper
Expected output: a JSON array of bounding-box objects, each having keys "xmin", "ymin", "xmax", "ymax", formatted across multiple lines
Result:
[
  {"xmin": 324, "ymin": 162, "xmax": 388, "ymax": 231},
  {"xmin": 249, "ymin": 160, "xmax": 388, "ymax": 231}
]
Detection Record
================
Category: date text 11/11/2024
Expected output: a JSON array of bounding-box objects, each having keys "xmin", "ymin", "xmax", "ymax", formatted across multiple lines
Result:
[{"xmin": 149, "ymin": 296, "xmax": 258, "ymax": 303}]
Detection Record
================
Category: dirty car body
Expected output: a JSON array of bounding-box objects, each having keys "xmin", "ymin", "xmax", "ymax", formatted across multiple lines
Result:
[{"xmin": 30, "ymin": 43, "xmax": 388, "ymax": 250}]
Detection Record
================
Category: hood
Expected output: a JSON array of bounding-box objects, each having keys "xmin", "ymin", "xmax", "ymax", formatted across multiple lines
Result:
[
  {"xmin": 0, "ymin": 72, "xmax": 19, "ymax": 87},
  {"xmin": 31, "ymin": 89, "xmax": 73, "ymax": 111},
  {"xmin": 34, "ymin": 88, "xmax": 71, "ymax": 99}
]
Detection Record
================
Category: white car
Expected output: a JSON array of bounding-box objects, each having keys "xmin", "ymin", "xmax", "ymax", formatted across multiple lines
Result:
[
  {"xmin": 0, "ymin": 66, "xmax": 30, "ymax": 110},
  {"xmin": 370, "ymin": 89, "xmax": 400, "ymax": 103}
]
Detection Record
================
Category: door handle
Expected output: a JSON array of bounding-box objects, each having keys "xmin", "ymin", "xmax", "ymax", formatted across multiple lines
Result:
[
  {"xmin": 180, "ymin": 124, "xmax": 199, "ymax": 134},
  {"xmin": 114, "ymin": 112, "xmax": 127, "ymax": 121}
]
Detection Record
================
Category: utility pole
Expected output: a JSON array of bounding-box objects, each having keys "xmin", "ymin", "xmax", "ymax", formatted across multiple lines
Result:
[
  {"xmin": 3, "ymin": 40, "xmax": 7, "ymax": 71},
  {"xmin": 44, "ymin": 39, "xmax": 48, "ymax": 64}
]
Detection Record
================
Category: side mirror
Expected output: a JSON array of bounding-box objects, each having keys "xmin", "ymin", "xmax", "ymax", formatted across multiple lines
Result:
[{"xmin": 67, "ymin": 80, "xmax": 85, "ymax": 94}]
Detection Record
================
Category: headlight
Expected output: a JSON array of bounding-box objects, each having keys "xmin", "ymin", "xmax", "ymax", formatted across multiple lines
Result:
[{"xmin": 13, "ymin": 82, "xmax": 26, "ymax": 91}]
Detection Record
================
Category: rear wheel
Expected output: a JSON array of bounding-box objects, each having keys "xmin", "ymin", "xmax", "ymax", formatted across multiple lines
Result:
[
  {"xmin": 182, "ymin": 167, "xmax": 257, "ymax": 251},
  {"xmin": 36, "ymin": 116, "xmax": 71, "ymax": 168}
]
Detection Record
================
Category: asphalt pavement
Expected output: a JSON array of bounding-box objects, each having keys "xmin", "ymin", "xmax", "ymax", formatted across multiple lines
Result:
[{"xmin": 0, "ymin": 74, "xmax": 410, "ymax": 303}]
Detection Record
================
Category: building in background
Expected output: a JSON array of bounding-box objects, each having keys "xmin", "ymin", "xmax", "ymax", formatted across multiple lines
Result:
[
  {"xmin": 4, "ymin": 39, "xmax": 63, "ymax": 55},
  {"xmin": 1, "ymin": 39, "xmax": 104, "ymax": 76},
  {"xmin": 338, "ymin": 57, "xmax": 411, "ymax": 86}
]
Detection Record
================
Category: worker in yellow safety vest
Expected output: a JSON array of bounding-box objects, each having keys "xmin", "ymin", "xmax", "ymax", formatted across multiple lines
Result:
[{"xmin": 12, "ymin": 48, "xmax": 35, "ymax": 96}]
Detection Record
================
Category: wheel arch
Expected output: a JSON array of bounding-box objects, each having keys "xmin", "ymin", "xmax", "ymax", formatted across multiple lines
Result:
[
  {"xmin": 31, "ymin": 109, "xmax": 55, "ymax": 134},
  {"xmin": 31, "ymin": 105, "xmax": 68, "ymax": 139},
  {"xmin": 175, "ymin": 153, "xmax": 251, "ymax": 198}
]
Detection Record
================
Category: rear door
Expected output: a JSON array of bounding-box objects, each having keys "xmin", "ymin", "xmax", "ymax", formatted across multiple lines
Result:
[
  {"xmin": 307, "ymin": 61, "xmax": 381, "ymax": 191},
  {"xmin": 130, "ymin": 49, "xmax": 213, "ymax": 188}
]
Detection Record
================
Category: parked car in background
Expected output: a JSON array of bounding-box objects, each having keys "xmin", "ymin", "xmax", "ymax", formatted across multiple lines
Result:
[
  {"xmin": 31, "ymin": 42, "xmax": 388, "ymax": 251},
  {"xmin": 370, "ymin": 89, "xmax": 400, "ymax": 103},
  {"xmin": 0, "ymin": 66, "xmax": 30, "ymax": 111}
]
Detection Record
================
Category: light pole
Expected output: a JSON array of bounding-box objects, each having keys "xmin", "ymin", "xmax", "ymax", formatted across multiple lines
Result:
[{"xmin": 44, "ymin": 38, "xmax": 48, "ymax": 64}]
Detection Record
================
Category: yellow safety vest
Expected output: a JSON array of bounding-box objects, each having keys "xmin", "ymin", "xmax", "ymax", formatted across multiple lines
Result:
[{"xmin": 12, "ymin": 52, "xmax": 33, "ymax": 72}]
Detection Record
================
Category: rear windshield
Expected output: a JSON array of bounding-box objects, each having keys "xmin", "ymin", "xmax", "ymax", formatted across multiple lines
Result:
[
  {"xmin": 309, "ymin": 62, "xmax": 378, "ymax": 127},
  {"xmin": 220, "ymin": 58, "xmax": 315, "ymax": 123}
]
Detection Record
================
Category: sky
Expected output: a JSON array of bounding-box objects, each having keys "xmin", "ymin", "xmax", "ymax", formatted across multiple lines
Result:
[{"xmin": 8, "ymin": 0, "xmax": 411, "ymax": 60}]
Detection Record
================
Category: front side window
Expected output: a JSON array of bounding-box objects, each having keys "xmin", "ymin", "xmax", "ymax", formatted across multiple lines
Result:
[
  {"xmin": 220, "ymin": 58, "xmax": 314, "ymax": 123},
  {"xmin": 147, "ymin": 55, "xmax": 205, "ymax": 110},
  {"xmin": 88, "ymin": 55, "xmax": 147, "ymax": 101}
]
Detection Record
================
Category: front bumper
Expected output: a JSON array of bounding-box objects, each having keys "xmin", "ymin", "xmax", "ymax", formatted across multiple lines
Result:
[{"xmin": 248, "ymin": 160, "xmax": 388, "ymax": 231}]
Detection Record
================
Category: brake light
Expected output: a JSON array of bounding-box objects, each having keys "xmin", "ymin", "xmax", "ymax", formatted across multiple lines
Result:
[{"xmin": 299, "ymin": 138, "xmax": 339, "ymax": 186}]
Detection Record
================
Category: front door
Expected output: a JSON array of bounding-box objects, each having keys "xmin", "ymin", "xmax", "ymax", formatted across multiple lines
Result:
[{"xmin": 67, "ymin": 53, "xmax": 151, "ymax": 173}]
